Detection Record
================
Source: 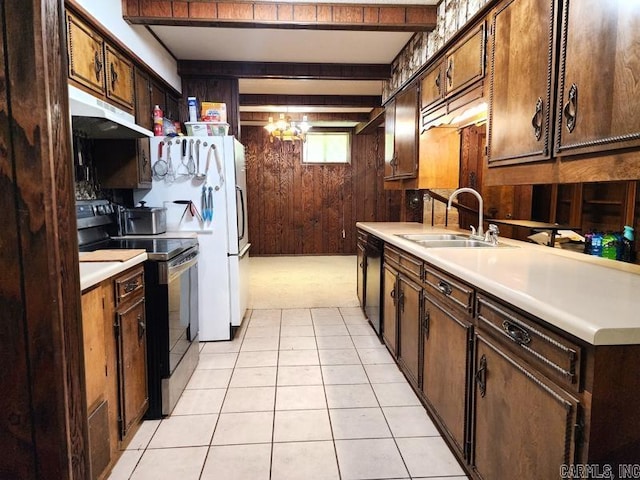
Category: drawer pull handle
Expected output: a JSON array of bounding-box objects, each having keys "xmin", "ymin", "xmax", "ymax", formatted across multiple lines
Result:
[
  {"xmin": 502, "ymin": 320, "xmax": 532, "ymax": 345},
  {"xmin": 93, "ymin": 51, "xmax": 102, "ymax": 81},
  {"xmin": 476, "ymin": 354, "xmax": 487, "ymax": 398},
  {"xmin": 123, "ymin": 280, "xmax": 139, "ymax": 294},
  {"xmin": 437, "ymin": 280, "xmax": 452, "ymax": 296},
  {"xmin": 531, "ymin": 97, "xmax": 543, "ymax": 141}
]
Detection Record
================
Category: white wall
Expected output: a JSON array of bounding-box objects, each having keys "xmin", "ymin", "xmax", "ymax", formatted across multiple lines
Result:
[{"xmin": 75, "ymin": 0, "xmax": 181, "ymax": 92}]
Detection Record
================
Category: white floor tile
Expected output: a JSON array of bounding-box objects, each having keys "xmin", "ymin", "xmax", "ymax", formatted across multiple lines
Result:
[
  {"xmin": 279, "ymin": 336, "xmax": 317, "ymax": 350},
  {"xmin": 148, "ymin": 414, "xmax": 217, "ymax": 448},
  {"xmin": 171, "ymin": 388, "xmax": 226, "ymax": 415},
  {"xmin": 186, "ymin": 368, "xmax": 232, "ymax": 389},
  {"xmin": 316, "ymin": 335, "xmax": 355, "ymax": 350},
  {"xmin": 229, "ymin": 366, "xmax": 277, "ymax": 387},
  {"xmin": 383, "ymin": 406, "xmax": 440, "ymax": 437},
  {"xmin": 278, "ymin": 349, "xmax": 320, "ymax": 366},
  {"xmin": 244, "ymin": 325, "xmax": 280, "ymax": 338},
  {"xmin": 351, "ymin": 335, "xmax": 385, "ymax": 349},
  {"xmin": 107, "ymin": 450, "xmax": 143, "ymax": 480},
  {"xmin": 311, "ymin": 307, "xmax": 341, "ymax": 318},
  {"xmin": 325, "ymin": 384, "xmax": 378, "ymax": 409},
  {"xmin": 240, "ymin": 336, "xmax": 280, "ymax": 352},
  {"xmin": 346, "ymin": 324, "xmax": 377, "ymax": 336},
  {"xmin": 281, "ymin": 308, "xmax": 312, "ymax": 321},
  {"xmin": 321, "ymin": 364, "xmax": 369, "ymax": 385},
  {"xmin": 125, "ymin": 420, "xmax": 160, "ymax": 450},
  {"xmin": 372, "ymin": 383, "xmax": 421, "ymax": 407},
  {"xmin": 276, "ymin": 385, "xmax": 327, "ymax": 410},
  {"xmin": 357, "ymin": 347, "xmax": 395, "ymax": 364},
  {"xmin": 340, "ymin": 307, "xmax": 365, "ymax": 317},
  {"xmin": 312, "ymin": 316, "xmax": 346, "ymax": 326},
  {"xmin": 329, "ymin": 407, "xmax": 391, "ymax": 440},
  {"xmin": 319, "ymin": 348, "xmax": 361, "ymax": 365},
  {"xmin": 130, "ymin": 447, "xmax": 208, "ymax": 480},
  {"xmin": 250, "ymin": 309, "xmax": 282, "ymax": 321},
  {"xmin": 315, "ymin": 324, "xmax": 350, "ymax": 336},
  {"xmin": 364, "ymin": 364, "xmax": 406, "ymax": 384},
  {"xmin": 271, "ymin": 441, "xmax": 340, "ymax": 480},
  {"xmin": 211, "ymin": 411, "xmax": 274, "ymax": 445},
  {"xmin": 221, "ymin": 386, "xmax": 275, "ymax": 413},
  {"xmin": 200, "ymin": 341, "xmax": 241, "ymax": 354},
  {"xmin": 335, "ymin": 438, "xmax": 408, "ymax": 480},
  {"xmin": 342, "ymin": 315, "xmax": 370, "ymax": 325},
  {"xmin": 280, "ymin": 325, "xmax": 315, "ymax": 337},
  {"xmin": 235, "ymin": 350, "xmax": 278, "ymax": 368},
  {"xmin": 274, "ymin": 409, "xmax": 333, "ymax": 442},
  {"xmin": 196, "ymin": 352, "xmax": 238, "ymax": 370},
  {"xmin": 277, "ymin": 365, "xmax": 323, "ymax": 386},
  {"xmin": 396, "ymin": 437, "xmax": 466, "ymax": 477},
  {"xmin": 201, "ymin": 444, "xmax": 271, "ymax": 480}
]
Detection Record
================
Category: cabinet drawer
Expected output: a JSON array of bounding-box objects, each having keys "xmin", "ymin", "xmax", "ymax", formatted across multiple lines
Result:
[
  {"xmin": 114, "ymin": 267, "xmax": 144, "ymax": 306},
  {"xmin": 476, "ymin": 294, "xmax": 581, "ymax": 391},
  {"xmin": 423, "ymin": 265, "xmax": 474, "ymax": 313},
  {"xmin": 384, "ymin": 245, "xmax": 422, "ymax": 280}
]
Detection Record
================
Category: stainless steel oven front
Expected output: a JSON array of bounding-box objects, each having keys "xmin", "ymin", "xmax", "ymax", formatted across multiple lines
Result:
[{"xmin": 145, "ymin": 245, "xmax": 199, "ymax": 418}]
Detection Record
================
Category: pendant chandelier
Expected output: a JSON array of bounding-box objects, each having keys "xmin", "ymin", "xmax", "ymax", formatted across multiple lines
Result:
[{"xmin": 264, "ymin": 113, "xmax": 310, "ymax": 142}]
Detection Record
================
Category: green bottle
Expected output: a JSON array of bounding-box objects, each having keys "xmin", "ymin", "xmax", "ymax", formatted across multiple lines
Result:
[{"xmin": 601, "ymin": 232, "xmax": 618, "ymax": 260}]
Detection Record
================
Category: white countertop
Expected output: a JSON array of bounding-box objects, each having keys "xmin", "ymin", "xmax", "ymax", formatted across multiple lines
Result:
[
  {"xmin": 358, "ymin": 222, "xmax": 640, "ymax": 346},
  {"xmin": 79, "ymin": 252, "xmax": 147, "ymax": 291}
]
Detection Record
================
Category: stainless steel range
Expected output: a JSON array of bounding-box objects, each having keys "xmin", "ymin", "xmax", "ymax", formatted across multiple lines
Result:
[{"xmin": 77, "ymin": 199, "xmax": 199, "ymax": 418}]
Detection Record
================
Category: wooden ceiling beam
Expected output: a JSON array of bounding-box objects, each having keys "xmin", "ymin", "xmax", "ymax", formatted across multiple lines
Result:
[
  {"xmin": 122, "ymin": 1, "xmax": 436, "ymax": 32},
  {"xmin": 179, "ymin": 60, "xmax": 390, "ymax": 80},
  {"xmin": 240, "ymin": 111, "xmax": 370, "ymax": 123},
  {"xmin": 240, "ymin": 93, "xmax": 381, "ymax": 107}
]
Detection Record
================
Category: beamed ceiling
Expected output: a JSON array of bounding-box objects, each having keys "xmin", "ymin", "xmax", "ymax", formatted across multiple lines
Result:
[{"xmin": 122, "ymin": 0, "xmax": 439, "ymax": 126}]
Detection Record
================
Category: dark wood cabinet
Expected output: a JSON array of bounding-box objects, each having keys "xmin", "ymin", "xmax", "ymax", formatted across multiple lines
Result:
[
  {"xmin": 487, "ymin": 0, "xmax": 556, "ymax": 166},
  {"xmin": 420, "ymin": 60, "xmax": 445, "ymax": 112},
  {"xmin": 357, "ymin": 235, "xmax": 366, "ymax": 311},
  {"xmin": 443, "ymin": 24, "xmax": 486, "ymax": 98},
  {"xmin": 104, "ymin": 44, "xmax": 134, "ymax": 110},
  {"xmin": 134, "ymin": 67, "xmax": 153, "ymax": 130},
  {"xmin": 472, "ymin": 332, "xmax": 579, "ymax": 480},
  {"xmin": 555, "ymin": 1, "xmax": 640, "ymax": 157},
  {"xmin": 385, "ymin": 84, "xmax": 419, "ymax": 181},
  {"xmin": 95, "ymin": 138, "xmax": 152, "ymax": 189},
  {"xmin": 397, "ymin": 274, "xmax": 421, "ymax": 387}
]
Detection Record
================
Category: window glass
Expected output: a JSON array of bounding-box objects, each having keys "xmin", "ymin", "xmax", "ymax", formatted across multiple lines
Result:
[{"xmin": 303, "ymin": 131, "xmax": 351, "ymax": 164}]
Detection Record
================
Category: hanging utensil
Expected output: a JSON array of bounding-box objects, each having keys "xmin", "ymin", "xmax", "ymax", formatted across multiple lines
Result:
[
  {"xmin": 165, "ymin": 140, "xmax": 175, "ymax": 184},
  {"xmin": 201, "ymin": 185, "xmax": 208, "ymax": 222},
  {"xmin": 186, "ymin": 139, "xmax": 196, "ymax": 175},
  {"xmin": 194, "ymin": 139, "xmax": 206, "ymax": 180},
  {"xmin": 211, "ymin": 144, "xmax": 224, "ymax": 191},
  {"xmin": 177, "ymin": 138, "xmax": 190, "ymax": 176},
  {"xmin": 207, "ymin": 186, "xmax": 214, "ymax": 221},
  {"xmin": 152, "ymin": 140, "xmax": 168, "ymax": 178}
]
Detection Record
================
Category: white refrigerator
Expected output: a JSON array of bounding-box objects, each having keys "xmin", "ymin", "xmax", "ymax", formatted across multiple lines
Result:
[{"xmin": 137, "ymin": 135, "xmax": 250, "ymax": 341}]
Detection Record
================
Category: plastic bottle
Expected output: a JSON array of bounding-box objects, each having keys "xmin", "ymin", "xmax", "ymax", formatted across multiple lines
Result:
[
  {"xmin": 153, "ymin": 105, "xmax": 163, "ymax": 136},
  {"xmin": 583, "ymin": 231, "xmax": 593, "ymax": 255},
  {"xmin": 590, "ymin": 232, "xmax": 603, "ymax": 257},
  {"xmin": 621, "ymin": 225, "xmax": 635, "ymax": 263},
  {"xmin": 601, "ymin": 232, "xmax": 618, "ymax": 260}
]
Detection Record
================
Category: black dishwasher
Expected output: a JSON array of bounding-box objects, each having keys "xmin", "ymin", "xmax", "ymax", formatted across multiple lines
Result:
[{"xmin": 358, "ymin": 230, "xmax": 383, "ymax": 336}]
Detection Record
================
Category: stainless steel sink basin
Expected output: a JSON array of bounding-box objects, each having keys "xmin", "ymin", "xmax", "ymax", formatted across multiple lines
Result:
[
  {"xmin": 397, "ymin": 233, "xmax": 469, "ymax": 241},
  {"xmin": 412, "ymin": 239, "xmax": 499, "ymax": 248}
]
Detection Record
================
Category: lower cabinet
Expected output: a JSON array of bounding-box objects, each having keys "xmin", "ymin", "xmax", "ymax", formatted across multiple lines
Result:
[
  {"xmin": 397, "ymin": 274, "xmax": 421, "ymax": 387},
  {"xmin": 356, "ymin": 236, "xmax": 366, "ymax": 312},
  {"xmin": 81, "ymin": 264, "xmax": 148, "ymax": 480},
  {"xmin": 472, "ymin": 332, "xmax": 579, "ymax": 480},
  {"xmin": 382, "ymin": 263, "xmax": 398, "ymax": 357}
]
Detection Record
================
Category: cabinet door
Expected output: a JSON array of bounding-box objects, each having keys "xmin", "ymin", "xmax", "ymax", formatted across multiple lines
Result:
[
  {"xmin": 473, "ymin": 333, "xmax": 579, "ymax": 480},
  {"xmin": 397, "ymin": 274, "xmax": 421, "ymax": 387},
  {"xmin": 421, "ymin": 60, "xmax": 445, "ymax": 111},
  {"xmin": 165, "ymin": 94, "xmax": 180, "ymax": 122},
  {"xmin": 555, "ymin": 0, "xmax": 640, "ymax": 157},
  {"xmin": 384, "ymin": 100, "xmax": 396, "ymax": 179},
  {"xmin": 81, "ymin": 285, "xmax": 107, "ymax": 411},
  {"xmin": 66, "ymin": 11, "xmax": 105, "ymax": 95},
  {"xmin": 105, "ymin": 44, "xmax": 134, "ymax": 110},
  {"xmin": 422, "ymin": 296, "xmax": 471, "ymax": 457},
  {"xmin": 382, "ymin": 264, "xmax": 398, "ymax": 357},
  {"xmin": 393, "ymin": 85, "xmax": 419, "ymax": 179},
  {"xmin": 116, "ymin": 296, "xmax": 148, "ymax": 439},
  {"xmin": 357, "ymin": 242, "xmax": 366, "ymax": 311},
  {"xmin": 134, "ymin": 68, "xmax": 152, "ymax": 130},
  {"xmin": 487, "ymin": 0, "xmax": 556, "ymax": 165},
  {"xmin": 137, "ymin": 139, "xmax": 152, "ymax": 187},
  {"xmin": 444, "ymin": 24, "xmax": 485, "ymax": 97}
]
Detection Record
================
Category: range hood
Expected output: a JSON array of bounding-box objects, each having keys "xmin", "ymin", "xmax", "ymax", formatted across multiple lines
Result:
[{"xmin": 68, "ymin": 85, "xmax": 153, "ymax": 139}]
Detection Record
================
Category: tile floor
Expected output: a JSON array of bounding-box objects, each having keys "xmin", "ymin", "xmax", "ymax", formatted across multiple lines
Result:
[{"xmin": 108, "ymin": 306, "xmax": 469, "ymax": 480}]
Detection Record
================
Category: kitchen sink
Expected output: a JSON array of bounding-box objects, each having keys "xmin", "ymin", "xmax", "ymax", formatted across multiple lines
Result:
[{"xmin": 397, "ymin": 233, "xmax": 469, "ymax": 241}]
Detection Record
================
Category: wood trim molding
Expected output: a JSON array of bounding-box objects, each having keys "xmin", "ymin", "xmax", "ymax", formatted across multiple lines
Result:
[
  {"xmin": 240, "ymin": 93, "xmax": 380, "ymax": 107},
  {"xmin": 122, "ymin": 0, "xmax": 437, "ymax": 32},
  {"xmin": 178, "ymin": 60, "xmax": 390, "ymax": 80},
  {"xmin": 240, "ymin": 111, "xmax": 369, "ymax": 123}
]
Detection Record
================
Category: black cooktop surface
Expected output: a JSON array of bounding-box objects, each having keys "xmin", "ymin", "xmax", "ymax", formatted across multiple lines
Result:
[{"xmin": 81, "ymin": 237, "xmax": 197, "ymax": 261}]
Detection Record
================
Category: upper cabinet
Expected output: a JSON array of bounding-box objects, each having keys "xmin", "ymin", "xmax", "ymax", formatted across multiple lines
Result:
[
  {"xmin": 66, "ymin": 10, "xmax": 134, "ymax": 111},
  {"xmin": 555, "ymin": 0, "xmax": 640, "ymax": 157},
  {"xmin": 420, "ymin": 60, "xmax": 445, "ymax": 113},
  {"xmin": 385, "ymin": 84, "xmax": 419, "ymax": 181},
  {"xmin": 487, "ymin": 0, "xmax": 555, "ymax": 166},
  {"xmin": 443, "ymin": 24, "xmax": 486, "ymax": 98}
]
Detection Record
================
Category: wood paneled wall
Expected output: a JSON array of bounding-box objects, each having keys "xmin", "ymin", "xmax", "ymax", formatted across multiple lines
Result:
[{"xmin": 244, "ymin": 126, "xmax": 401, "ymax": 255}]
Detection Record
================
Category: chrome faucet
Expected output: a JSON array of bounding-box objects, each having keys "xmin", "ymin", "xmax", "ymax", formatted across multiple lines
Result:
[
  {"xmin": 447, "ymin": 187, "xmax": 484, "ymax": 239},
  {"xmin": 484, "ymin": 223, "xmax": 500, "ymax": 246}
]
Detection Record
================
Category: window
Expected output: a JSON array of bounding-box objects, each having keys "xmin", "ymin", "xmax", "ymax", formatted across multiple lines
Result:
[{"xmin": 302, "ymin": 131, "xmax": 351, "ymax": 164}]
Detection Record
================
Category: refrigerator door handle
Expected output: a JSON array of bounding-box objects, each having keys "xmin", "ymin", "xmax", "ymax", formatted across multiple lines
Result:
[{"xmin": 236, "ymin": 185, "xmax": 246, "ymax": 241}]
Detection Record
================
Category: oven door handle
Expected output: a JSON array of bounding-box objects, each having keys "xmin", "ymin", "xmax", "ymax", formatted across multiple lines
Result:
[{"xmin": 167, "ymin": 253, "xmax": 199, "ymax": 282}]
